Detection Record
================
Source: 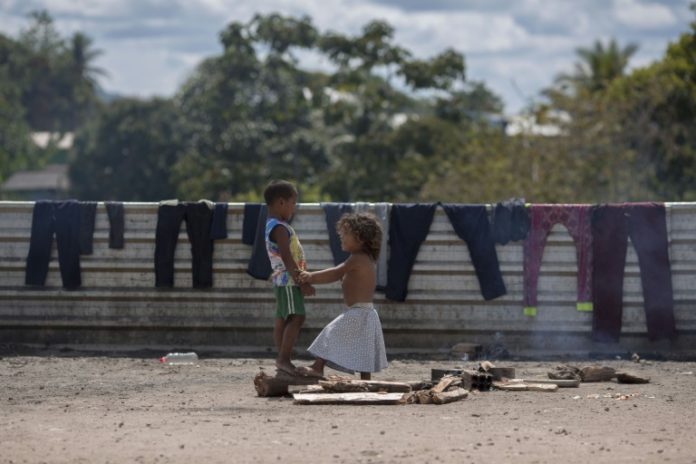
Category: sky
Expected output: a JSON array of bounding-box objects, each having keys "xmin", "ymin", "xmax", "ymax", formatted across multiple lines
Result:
[{"xmin": 0, "ymin": 0, "xmax": 692, "ymax": 113}]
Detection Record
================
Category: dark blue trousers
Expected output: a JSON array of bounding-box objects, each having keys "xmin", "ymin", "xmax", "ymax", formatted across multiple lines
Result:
[
  {"xmin": 25, "ymin": 200, "xmax": 82, "ymax": 289},
  {"xmin": 322, "ymin": 203, "xmax": 354, "ymax": 265},
  {"xmin": 385, "ymin": 203, "xmax": 437, "ymax": 301},
  {"xmin": 155, "ymin": 202, "xmax": 214, "ymax": 288},
  {"xmin": 442, "ymin": 204, "xmax": 507, "ymax": 301}
]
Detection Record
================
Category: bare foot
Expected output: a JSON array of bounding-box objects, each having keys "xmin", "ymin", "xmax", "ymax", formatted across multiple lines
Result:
[
  {"xmin": 275, "ymin": 360, "xmax": 297, "ymax": 376},
  {"xmin": 295, "ymin": 366, "xmax": 324, "ymax": 378}
]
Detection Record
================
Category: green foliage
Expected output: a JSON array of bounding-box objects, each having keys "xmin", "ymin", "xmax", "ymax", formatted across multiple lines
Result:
[
  {"xmin": 172, "ymin": 14, "xmax": 328, "ymax": 201},
  {"xmin": 603, "ymin": 25, "xmax": 696, "ymax": 200},
  {"xmin": 0, "ymin": 34, "xmax": 37, "ymax": 182},
  {"xmin": 69, "ymin": 98, "xmax": 185, "ymax": 201},
  {"xmin": 4, "ymin": 8, "xmax": 695, "ymax": 204},
  {"xmin": 16, "ymin": 10, "xmax": 103, "ymax": 131},
  {"xmin": 556, "ymin": 38, "xmax": 639, "ymax": 95}
]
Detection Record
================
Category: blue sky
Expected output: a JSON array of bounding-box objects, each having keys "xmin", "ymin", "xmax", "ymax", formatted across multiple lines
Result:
[{"xmin": 1, "ymin": 0, "xmax": 692, "ymax": 112}]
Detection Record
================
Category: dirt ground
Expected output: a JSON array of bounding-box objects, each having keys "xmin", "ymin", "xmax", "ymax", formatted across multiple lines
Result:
[{"xmin": 2, "ymin": 352, "xmax": 696, "ymax": 464}]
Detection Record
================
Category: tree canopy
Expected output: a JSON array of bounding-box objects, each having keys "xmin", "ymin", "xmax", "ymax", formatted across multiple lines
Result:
[{"xmin": 1, "ymin": 7, "xmax": 695, "ymax": 203}]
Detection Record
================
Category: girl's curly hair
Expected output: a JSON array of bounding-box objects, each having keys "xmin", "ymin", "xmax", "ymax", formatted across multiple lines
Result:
[{"xmin": 337, "ymin": 212, "xmax": 382, "ymax": 261}]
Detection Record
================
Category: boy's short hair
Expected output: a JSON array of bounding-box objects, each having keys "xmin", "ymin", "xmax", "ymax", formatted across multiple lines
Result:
[
  {"xmin": 337, "ymin": 212, "xmax": 382, "ymax": 261},
  {"xmin": 263, "ymin": 180, "xmax": 298, "ymax": 205}
]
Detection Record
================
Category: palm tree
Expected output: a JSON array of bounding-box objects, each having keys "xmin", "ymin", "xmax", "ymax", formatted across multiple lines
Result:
[
  {"xmin": 557, "ymin": 39, "xmax": 639, "ymax": 94},
  {"xmin": 69, "ymin": 32, "xmax": 106, "ymax": 91}
]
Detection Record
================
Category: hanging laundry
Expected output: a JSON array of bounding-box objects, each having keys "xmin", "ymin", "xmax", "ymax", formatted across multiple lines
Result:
[
  {"xmin": 491, "ymin": 198, "xmax": 529, "ymax": 245},
  {"xmin": 592, "ymin": 203, "xmax": 676, "ymax": 342},
  {"xmin": 242, "ymin": 203, "xmax": 263, "ymax": 245},
  {"xmin": 154, "ymin": 200, "xmax": 214, "ymax": 288},
  {"xmin": 442, "ymin": 204, "xmax": 507, "ymax": 301},
  {"xmin": 210, "ymin": 202, "xmax": 229, "ymax": 240},
  {"xmin": 385, "ymin": 203, "xmax": 437, "ymax": 302},
  {"xmin": 321, "ymin": 202, "xmax": 353, "ymax": 265},
  {"xmin": 373, "ymin": 203, "xmax": 391, "ymax": 291},
  {"xmin": 105, "ymin": 202, "xmax": 125, "ymax": 249},
  {"xmin": 246, "ymin": 204, "xmax": 272, "ymax": 280},
  {"xmin": 523, "ymin": 204, "xmax": 593, "ymax": 317},
  {"xmin": 78, "ymin": 201, "xmax": 97, "ymax": 255},
  {"xmin": 25, "ymin": 200, "xmax": 82, "ymax": 290}
]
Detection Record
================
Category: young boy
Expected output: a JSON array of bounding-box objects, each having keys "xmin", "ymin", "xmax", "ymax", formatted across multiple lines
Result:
[{"xmin": 263, "ymin": 180, "xmax": 315, "ymax": 375}]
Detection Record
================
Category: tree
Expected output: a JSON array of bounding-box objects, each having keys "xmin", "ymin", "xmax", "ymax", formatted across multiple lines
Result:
[
  {"xmin": 17, "ymin": 10, "xmax": 102, "ymax": 131},
  {"xmin": 316, "ymin": 20, "xmax": 469, "ymax": 201},
  {"xmin": 69, "ymin": 98, "xmax": 186, "ymax": 200},
  {"xmin": 556, "ymin": 39, "xmax": 638, "ymax": 95},
  {"xmin": 172, "ymin": 14, "xmax": 329, "ymax": 201},
  {"xmin": 604, "ymin": 6, "xmax": 696, "ymax": 200}
]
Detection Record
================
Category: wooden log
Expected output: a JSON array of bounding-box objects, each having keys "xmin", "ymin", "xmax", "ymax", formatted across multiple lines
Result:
[
  {"xmin": 431, "ymin": 375, "xmax": 461, "ymax": 394},
  {"xmin": 288, "ymin": 384, "xmax": 324, "ymax": 394},
  {"xmin": 493, "ymin": 381, "xmax": 558, "ymax": 392},
  {"xmin": 517, "ymin": 378, "xmax": 580, "ymax": 388},
  {"xmin": 493, "ymin": 381, "xmax": 528, "ymax": 391},
  {"xmin": 431, "ymin": 368, "xmax": 462, "ymax": 382},
  {"xmin": 548, "ymin": 365, "xmax": 582, "ymax": 381},
  {"xmin": 407, "ymin": 380, "xmax": 433, "ymax": 391},
  {"xmin": 318, "ymin": 379, "xmax": 412, "ymax": 393},
  {"xmin": 580, "ymin": 366, "xmax": 616, "ymax": 382},
  {"xmin": 275, "ymin": 369, "xmax": 326, "ymax": 383},
  {"xmin": 526, "ymin": 383, "xmax": 558, "ymax": 392},
  {"xmin": 431, "ymin": 388, "xmax": 469, "ymax": 405},
  {"xmin": 253, "ymin": 370, "xmax": 323, "ymax": 397},
  {"xmin": 415, "ymin": 390, "xmax": 433, "ymax": 404},
  {"xmin": 293, "ymin": 392, "xmax": 407, "ymax": 405}
]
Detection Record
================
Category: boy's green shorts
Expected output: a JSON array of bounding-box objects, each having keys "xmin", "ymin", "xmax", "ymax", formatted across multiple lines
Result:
[{"xmin": 273, "ymin": 286, "xmax": 306, "ymax": 319}]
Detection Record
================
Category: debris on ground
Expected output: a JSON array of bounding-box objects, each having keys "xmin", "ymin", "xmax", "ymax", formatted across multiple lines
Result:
[
  {"xmin": 580, "ymin": 366, "xmax": 616, "ymax": 382},
  {"xmin": 478, "ymin": 361, "xmax": 515, "ymax": 380},
  {"xmin": 404, "ymin": 375, "xmax": 470, "ymax": 405},
  {"xmin": 616, "ymin": 372, "xmax": 651, "ymax": 384},
  {"xmin": 548, "ymin": 364, "xmax": 582, "ymax": 381},
  {"xmin": 493, "ymin": 380, "xmax": 559, "ymax": 392},
  {"xmin": 254, "ymin": 369, "xmax": 325, "ymax": 397},
  {"xmin": 293, "ymin": 392, "xmax": 407, "ymax": 405},
  {"xmin": 549, "ymin": 364, "xmax": 617, "ymax": 382}
]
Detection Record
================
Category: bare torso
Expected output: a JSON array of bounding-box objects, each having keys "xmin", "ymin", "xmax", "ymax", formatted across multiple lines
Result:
[{"xmin": 341, "ymin": 253, "xmax": 376, "ymax": 307}]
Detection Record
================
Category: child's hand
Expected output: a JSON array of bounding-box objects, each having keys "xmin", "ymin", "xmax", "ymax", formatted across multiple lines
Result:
[
  {"xmin": 299, "ymin": 283, "xmax": 316, "ymax": 297},
  {"xmin": 297, "ymin": 270, "xmax": 313, "ymax": 284}
]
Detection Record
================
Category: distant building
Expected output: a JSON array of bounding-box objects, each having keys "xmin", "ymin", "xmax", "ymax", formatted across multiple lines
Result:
[
  {"xmin": 1, "ymin": 164, "xmax": 71, "ymax": 200},
  {"xmin": 30, "ymin": 132, "xmax": 74, "ymax": 150},
  {"xmin": 1, "ymin": 132, "xmax": 74, "ymax": 200},
  {"xmin": 504, "ymin": 111, "xmax": 569, "ymax": 137}
]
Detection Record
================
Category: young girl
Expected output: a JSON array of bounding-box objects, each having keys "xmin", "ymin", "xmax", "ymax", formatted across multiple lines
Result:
[{"xmin": 297, "ymin": 212, "xmax": 388, "ymax": 380}]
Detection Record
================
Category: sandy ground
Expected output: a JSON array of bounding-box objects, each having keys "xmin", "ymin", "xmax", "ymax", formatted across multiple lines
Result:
[{"xmin": 2, "ymin": 353, "xmax": 696, "ymax": 464}]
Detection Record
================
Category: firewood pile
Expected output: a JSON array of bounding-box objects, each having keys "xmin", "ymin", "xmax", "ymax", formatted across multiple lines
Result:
[
  {"xmin": 403, "ymin": 374, "xmax": 469, "ymax": 405},
  {"xmin": 255, "ymin": 360, "xmax": 648, "ymax": 405},
  {"xmin": 291, "ymin": 374, "xmax": 473, "ymax": 405}
]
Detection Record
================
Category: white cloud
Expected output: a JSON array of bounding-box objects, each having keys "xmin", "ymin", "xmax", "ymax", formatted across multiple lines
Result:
[
  {"xmin": 0, "ymin": 0, "xmax": 692, "ymax": 112},
  {"xmin": 614, "ymin": 0, "xmax": 677, "ymax": 29}
]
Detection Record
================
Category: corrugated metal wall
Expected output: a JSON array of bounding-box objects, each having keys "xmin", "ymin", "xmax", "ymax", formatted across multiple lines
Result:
[{"xmin": 1, "ymin": 201, "xmax": 694, "ymax": 356}]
